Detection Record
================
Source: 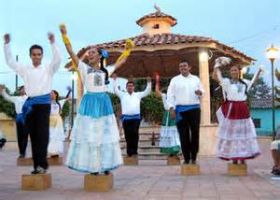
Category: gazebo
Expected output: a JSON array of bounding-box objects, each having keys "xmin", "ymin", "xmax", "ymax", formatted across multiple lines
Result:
[{"xmin": 68, "ymin": 6, "xmax": 254, "ymax": 154}]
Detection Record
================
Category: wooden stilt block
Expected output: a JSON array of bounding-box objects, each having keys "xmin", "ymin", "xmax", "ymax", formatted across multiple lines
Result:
[
  {"xmin": 167, "ymin": 156, "xmax": 180, "ymax": 165},
  {"xmin": 228, "ymin": 163, "xmax": 247, "ymax": 176},
  {"xmin": 47, "ymin": 156, "xmax": 63, "ymax": 166},
  {"xmin": 123, "ymin": 156, "xmax": 139, "ymax": 165},
  {"xmin": 84, "ymin": 173, "xmax": 113, "ymax": 192},
  {"xmin": 21, "ymin": 173, "xmax": 52, "ymax": 190},
  {"xmin": 181, "ymin": 164, "xmax": 200, "ymax": 175},
  {"xmin": 17, "ymin": 157, "xmax": 33, "ymax": 166}
]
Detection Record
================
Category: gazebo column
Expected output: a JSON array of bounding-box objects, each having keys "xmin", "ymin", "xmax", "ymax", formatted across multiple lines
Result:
[{"xmin": 198, "ymin": 48, "xmax": 211, "ymax": 125}]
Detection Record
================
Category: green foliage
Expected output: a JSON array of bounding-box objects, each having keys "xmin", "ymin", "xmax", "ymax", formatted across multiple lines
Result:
[
  {"xmin": 61, "ymin": 101, "xmax": 70, "ymax": 119},
  {"xmin": 0, "ymin": 88, "xmax": 16, "ymax": 118},
  {"xmin": 108, "ymin": 93, "xmax": 121, "ymax": 116},
  {"xmin": 141, "ymin": 92, "xmax": 164, "ymax": 125}
]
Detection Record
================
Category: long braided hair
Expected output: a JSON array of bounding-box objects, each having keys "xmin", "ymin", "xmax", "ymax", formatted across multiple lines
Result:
[{"xmin": 97, "ymin": 48, "xmax": 109, "ymax": 85}]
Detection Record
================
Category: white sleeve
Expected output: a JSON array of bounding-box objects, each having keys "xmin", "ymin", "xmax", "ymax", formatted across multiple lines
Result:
[
  {"xmin": 48, "ymin": 43, "xmax": 62, "ymax": 74},
  {"xmin": 77, "ymin": 61, "xmax": 88, "ymax": 83},
  {"xmin": 1, "ymin": 90, "xmax": 16, "ymax": 104},
  {"xmin": 106, "ymin": 65, "xmax": 116, "ymax": 76},
  {"xmin": 137, "ymin": 81, "xmax": 152, "ymax": 99},
  {"xmin": 113, "ymin": 80, "xmax": 124, "ymax": 98},
  {"xmin": 167, "ymin": 79, "xmax": 176, "ymax": 109},
  {"xmin": 4, "ymin": 44, "xmax": 25, "ymax": 77}
]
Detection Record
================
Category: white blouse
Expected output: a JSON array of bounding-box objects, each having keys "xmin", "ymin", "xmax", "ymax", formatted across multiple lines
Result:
[
  {"xmin": 50, "ymin": 100, "xmax": 66, "ymax": 115},
  {"xmin": 78, "ymin": 61, "xmax": 115, "ymax": 93},
  {"xmin": 220, "ymin": 78, "xmax": 251, "ymax": 101}
]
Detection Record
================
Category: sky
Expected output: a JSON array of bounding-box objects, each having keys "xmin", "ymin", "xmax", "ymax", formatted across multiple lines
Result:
[{"xmin": 0, "ymin": 0, "xmax": 280, "ymax": 96}]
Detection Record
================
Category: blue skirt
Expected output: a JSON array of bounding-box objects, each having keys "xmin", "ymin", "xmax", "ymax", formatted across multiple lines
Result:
[{"xmin": 66, "ymin": 92, "xmax": 123, "ymax": 173}]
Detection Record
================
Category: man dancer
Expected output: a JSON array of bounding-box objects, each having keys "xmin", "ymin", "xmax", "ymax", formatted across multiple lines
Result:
[
  {"xmin": 4, "ymin": 33, "xmax": 61, "ymax": 174},
  {"xmin": 114, "ymin": 78, "xmax": 151, "ymax": 157},
  {"xmin": 0, "ymin": 85, "xmax": 28, "ymax": 158},
  {"xmin": 167, "ymin": 60, "xmax": 204, "ymax": 164}
]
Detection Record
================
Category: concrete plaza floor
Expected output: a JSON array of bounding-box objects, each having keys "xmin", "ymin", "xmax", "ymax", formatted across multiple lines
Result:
[{"xmin": 0, "ymin": 138, "xmax": 280, "ymax": 200}]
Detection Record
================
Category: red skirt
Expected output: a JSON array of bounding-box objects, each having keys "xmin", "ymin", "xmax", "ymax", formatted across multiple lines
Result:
[{"xmin": 221, "ymin": 101, "xmax": 250, "ymax": 120}]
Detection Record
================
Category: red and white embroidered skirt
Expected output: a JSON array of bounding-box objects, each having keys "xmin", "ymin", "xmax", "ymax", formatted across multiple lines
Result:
[{"xmin": 216, "ymin": 101, "xmax": 260, "ymax": 161}]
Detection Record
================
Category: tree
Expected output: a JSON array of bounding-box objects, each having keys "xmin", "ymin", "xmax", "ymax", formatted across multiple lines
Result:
[{"xmin": 243, "ymin": 69, "xmax": 271, "ymax": 100}]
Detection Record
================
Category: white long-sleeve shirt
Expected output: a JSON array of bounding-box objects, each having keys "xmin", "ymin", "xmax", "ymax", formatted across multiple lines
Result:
[
  {"xmin": 114, "ymin": 82, "xmax": 152, "ymax": 115},
  {"xmin": 167, "ymin": 74, "xmax": 204, "ymax": 109},
  {"xmin": 4, "ymin": 43, "xmax": 62, "ymax": 97},
  {"xmin": 1, "ymin": 90, "xmax": 27, "ymax": 114}
]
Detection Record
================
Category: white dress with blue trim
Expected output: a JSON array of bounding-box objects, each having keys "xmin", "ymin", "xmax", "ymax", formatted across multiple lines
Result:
[{"xmin": 65, "ymin": 62, "xmax": 123, "ymax": 173}]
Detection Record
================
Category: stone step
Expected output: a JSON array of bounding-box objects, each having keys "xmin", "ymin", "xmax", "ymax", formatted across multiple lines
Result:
[
  {"xmin": 121, "ymin": 146, "xmax": 161, "ymax": 154},
  {"xmin": 120, "ymin": 132, "xmax": 160, "ymax": 140},
  {"xmin": 120, "ymin": 139, "xmax": 159, "ymax": 146},
  {"xmin": 123, "ymin": 153, "xmax": 167, "ymax": 160}
]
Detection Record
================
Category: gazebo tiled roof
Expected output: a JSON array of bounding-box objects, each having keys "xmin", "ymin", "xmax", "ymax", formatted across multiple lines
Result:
[
  {"xmin": 66, "ymin": 6, "xmax": 255, "ymax": 78},
  {"xmin": 76, "ymin": 33, "xmax": 254, "ymax": 62}
]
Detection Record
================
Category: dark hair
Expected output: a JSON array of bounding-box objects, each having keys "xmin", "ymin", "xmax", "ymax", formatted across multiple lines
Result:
[
  {"xmin": 179, "ymin": 60, "xmax": 189, "ymax": 65},
  {"xmin": 126, "ymin": 81, "xmax": 135, "ymax": 87},
  {"xmin": 18, "ymin": 85, "xmax": 24, "ymax": 91},
  {"xmin": 52, "ymin": 90, "xmax": 61, "ymax": 112},
  {"xmin": 97, "ymin": 48, "xmax": 109, "ymax": 85},
  {"xmin": 29, "ymin": 44, "xmax": 43, "ymax": 55}
]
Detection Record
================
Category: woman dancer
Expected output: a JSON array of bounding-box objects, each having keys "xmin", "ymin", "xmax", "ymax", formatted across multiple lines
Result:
[
  {"xmin": 60, "ymin": 24, "xmax": 132, "ymax": 174},
  {"xmin": 213, "ymin": 57, "xmax": 262, "ymax": 164},
  {"xmin": 48, "ymin": 89, "xmax": 71, "ymax": 157},
  {"xmin": 155, "ymin": 73, "xmax": 180, "ymax": 158}
]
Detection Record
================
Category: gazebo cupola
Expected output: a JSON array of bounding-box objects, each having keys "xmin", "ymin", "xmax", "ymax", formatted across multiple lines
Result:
[{"xmin": 136, "ymin": 5, "xmax": 177, "ymax": 35}]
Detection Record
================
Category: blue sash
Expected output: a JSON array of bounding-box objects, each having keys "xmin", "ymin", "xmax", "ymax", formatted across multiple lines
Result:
[
  {"xmin": 121, "ymin": 114, "xmax": 141, "ymax": 122},
  {"xmin": 21, "ymin": 94, "xmax": 51, "ymax": 123},
  {"xmin": 175, "ymin": 104, "xmax": 200, "ymax": 122}
]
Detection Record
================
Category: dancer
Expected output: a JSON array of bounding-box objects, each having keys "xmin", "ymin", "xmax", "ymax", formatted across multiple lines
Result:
[
  {"xmin": 114, "ymin": 77, "xmax": 151, "ymax": 157},
  {"xmin": 271, "ymin": 126, "xmax": 280, "ymax": 175},
  {"xmin": 155, "ymin": 73, "xmax": 180, "ymax": 157},
  {"xmin": 48, "ymin": 89, "xmax": 71, "ymax": 157},
  {"xmin": 213, "ymin": 57, "xmax": 261, "ymax": 164},
  {"xmin": 60, "ymin": 24, "xmax": 132, "ymax": 174},
  {"xmin": 0, "ymin": 85, "xmax": 28, "ymax": 158},
  {"xmin": 3, "ymin": 33, "xmax": 62, "ymax": 174},
  {"xmin": 167, "ymin": 60, "xmax": 204, "ymax": 164}
]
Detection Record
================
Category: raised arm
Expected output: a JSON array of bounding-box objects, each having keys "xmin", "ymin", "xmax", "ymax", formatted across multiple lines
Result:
[
  {"xmin": 3, "ymin": 34, "xmax": 24, "ymax": 76},
  {"xmin": 59, "ymin": 24, "xmax": 79, "ymax": 68},
  {"xmin": 138, "ymin": 78, "xmax": 152, "ymax": 99},
  {"xmin": 114, "ymin": 39, "xmax": 134, "ymax": 70},
  {"xmin": 113, "ymin": 80, "xmax": 124, "ymax": 98},
  {"xmin": 48, "ymin": 33, "xmax": 62, "ymax": 74},
  {"xmin": 212, "ymin": 67, "xmax": 223, "ymax": 83},
  {"xmin": 155, "ymin": 73, "xmax": 162, "ymax": 97},
  {"xmin": 0, "ymin": 86, "xmax": 16, "ymax": 104},
  {"xmin": 247, "ymin": 67, "xmax": 263, "ymax": 91}
]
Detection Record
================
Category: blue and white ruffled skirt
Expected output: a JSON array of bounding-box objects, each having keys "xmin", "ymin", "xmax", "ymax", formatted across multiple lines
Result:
[{"xmin": 66, "ymin": 92, "xmax": 123, "ymax": 173}]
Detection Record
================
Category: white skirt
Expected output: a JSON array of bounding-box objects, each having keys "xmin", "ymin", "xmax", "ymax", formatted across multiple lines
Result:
[
  {"xmin": 48, "ymin": 115, "xmax": 66, "ymax": 155},
  {"xmin": 216, "ymin": 108, "xmax": 260, "ymax": 160}
]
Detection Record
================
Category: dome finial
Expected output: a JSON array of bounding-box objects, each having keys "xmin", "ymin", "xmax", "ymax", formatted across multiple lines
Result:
[{"xmin": 154, "ymin": 4, "xmax": 161, "ymax": 13}]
